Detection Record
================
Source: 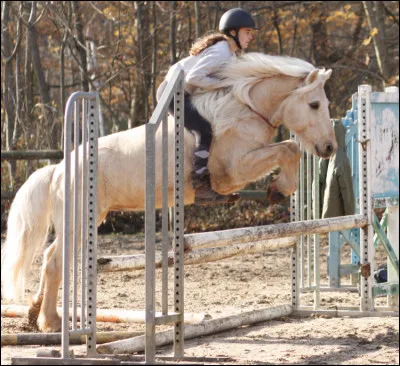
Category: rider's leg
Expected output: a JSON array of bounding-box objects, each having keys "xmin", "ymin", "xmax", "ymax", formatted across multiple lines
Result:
[{"xmin": 168, "ymin": 93, "xmax": 239, "ymax": 205}]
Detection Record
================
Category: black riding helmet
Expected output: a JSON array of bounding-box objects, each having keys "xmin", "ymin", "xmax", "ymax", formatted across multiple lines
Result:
[{"xmin": 219, "ymin": 8, "xmax": 258, "ymax": 49}]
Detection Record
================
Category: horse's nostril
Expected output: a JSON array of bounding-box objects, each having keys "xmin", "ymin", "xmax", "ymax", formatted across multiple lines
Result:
[{"xmin": 326, "ymin": 144, "xmax": 333, "ymax": 154}]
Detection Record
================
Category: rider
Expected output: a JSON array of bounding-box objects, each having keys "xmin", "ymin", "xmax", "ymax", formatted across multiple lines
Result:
[{"xmin": 157, "ymin": 8, "xmax": 257, "ymax": 206}]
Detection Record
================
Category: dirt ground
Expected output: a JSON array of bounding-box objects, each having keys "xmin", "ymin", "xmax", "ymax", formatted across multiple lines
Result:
[{"xmin": 1, "ymin": 233, "xmax": 399, "ymax": 365}]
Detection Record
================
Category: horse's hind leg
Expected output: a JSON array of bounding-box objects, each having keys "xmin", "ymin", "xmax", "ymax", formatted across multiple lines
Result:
[
  {"xmin": 29, "ymin": 236, "xmax": 63, "ymax": 332},
  {"xmin": 28, "ymin": 241, "xmax": 56, "ymax": 329}
]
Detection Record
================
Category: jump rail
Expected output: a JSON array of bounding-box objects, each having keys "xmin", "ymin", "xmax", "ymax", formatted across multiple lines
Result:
[{"xmin": 184, "ymin": 215, "xmax": 367, "ymax": 250}]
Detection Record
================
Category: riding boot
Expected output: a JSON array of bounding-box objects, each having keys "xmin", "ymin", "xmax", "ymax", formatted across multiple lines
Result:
[{"xmin": 192, "ymin": 146, "xmax": 239, "ymax": 206}]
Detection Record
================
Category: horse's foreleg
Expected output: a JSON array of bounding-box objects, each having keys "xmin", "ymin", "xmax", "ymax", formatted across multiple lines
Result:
[
  {"xmin": 231, "ymin": 140, "xmax": 301, "ymax": 196},
  {"xmin": 33, "ymin": 237, "xmax": 63, "ymax": 332}
]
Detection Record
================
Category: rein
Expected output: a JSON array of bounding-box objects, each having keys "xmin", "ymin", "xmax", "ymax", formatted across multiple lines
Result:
[{"xmin": 246, "ymin": 104, "xmax": 277, "ymax": 129}]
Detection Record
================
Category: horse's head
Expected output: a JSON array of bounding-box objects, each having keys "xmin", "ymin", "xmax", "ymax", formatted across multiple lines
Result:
[
  {"xmin": 278, "ymin": 69, "xmax": 337, "ymax": 158},
  {"xmin": 199, "ymin": 53, "xmax": 337, "ymax": 158}
]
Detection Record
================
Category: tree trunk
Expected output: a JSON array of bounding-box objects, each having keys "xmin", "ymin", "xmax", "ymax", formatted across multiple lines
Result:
[
  {"xmin": 130, "ymin": 1, "xmax": 150, "ymax": 127},
  {"xmin": 194, "ymin": 2, "xmax": 201, "ymax": 39},
  {"xmin": 72, "ymin": 1, "xmax": 89, "ymax": 92},
  {"xmin": 169, "ymin": 1, "xmax": 177, "ymax": 65},
  {"xmin": 28, "ymin": 2, "xmax": 56, "ymax": 150},
  {"xmin": 272, "ymin": 8, "xmax": 283, "ymax": 55},
  {"xmin": 362, "ymin": 1, "xmax": 391, "ymax": 86},
  {"xmin": 59, "ymin": 1, "xmax": 72, "ymax": 145},
  {"xmin": 151, "ymin": 1, "xmax": 157, "ymax": 110},
  {"xmin": 212, "ymin": 1, "xmax": 220, "ymax": 30},
  {"xmin": 290, "ymin": 5, "xmax": 300, "ymax": 56},
  {"xmin": 1, "ymin": 1, "xmax": 18, "ymax": 188},
  {"xmin": 23, "ymin": 2, "xmax": 33, "ymax": 147}
]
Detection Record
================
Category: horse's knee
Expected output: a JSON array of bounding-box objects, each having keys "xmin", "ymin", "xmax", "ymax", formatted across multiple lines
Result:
[{"xmin": 285, "ymin": 140, "xmax": 301, "ymax": 159}]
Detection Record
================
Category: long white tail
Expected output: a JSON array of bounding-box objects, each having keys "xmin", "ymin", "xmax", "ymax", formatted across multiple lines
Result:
[{"xmin": 1, "ymin": 164, "xmax": 57, "ymax": 301}]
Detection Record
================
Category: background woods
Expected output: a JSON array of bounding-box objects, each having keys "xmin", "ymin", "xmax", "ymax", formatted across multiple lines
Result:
[{"xmin": 1, "ymin": 1, "xmax": 399, "ymax": 232}]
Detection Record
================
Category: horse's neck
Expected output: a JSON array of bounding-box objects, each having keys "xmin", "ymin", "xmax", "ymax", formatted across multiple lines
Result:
[
  {"xmin": 250, "ymin": 75, "xmax": 303, "ymax": 122},
  {"xmin": 192, "ymin": 74, "xmax": 303, "ymax": 137}
]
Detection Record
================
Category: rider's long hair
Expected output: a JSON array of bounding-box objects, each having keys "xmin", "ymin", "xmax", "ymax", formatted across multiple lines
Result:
[{"xmin": 189, "ymin": 32, "xmax": 229, "ymax": 56}]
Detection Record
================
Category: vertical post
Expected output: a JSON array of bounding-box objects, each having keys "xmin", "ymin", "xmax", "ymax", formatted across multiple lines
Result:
[
  {"xmin": 384, "ymin": 86, "xmax": 399, "ymax": 308},
  {"xmin": 290, "ymin": 132, "xmax": 299, "ymax": 308},
  {"xmin": 86, "ymin": 96, "xmax": 99, "ymax": 356},
  {"xmin": 162, "ymin": 112, "xmax": 169, "ymax": 316},
  {"xmin": 81, "ymin": 99, "xmax": 88, "ymax": 330},
  {"xmin": 62, "ymin": 96, "xmax": 73, "ymax": 360},
  {"xmin": 72, "ymin": 101, "xmax": 79, "ymax": 330},
  {"xmin": 358, "ymin": 85, "xmax": 373, "ymax": 312},
  {"xmin": 173, "ymin": 73, "xmax": 185, "ymax": 357},
  {"xmin": 61, "ymin": 92, "xmax": 99, "ymax": 361},
  {"xmin": 387, "ymin": 206, "xmax": 399, "ymax": 307},
  {"xmin": 306, "ymin": 151, "xmax": 312, "ymax": 287},
  {"xmin": 328, "ymin": 232, "xmax": 341, "ymax": 287},
  {"xmin": 299, "ymin": 148, "xmax": 305, "ymax": 289},
  {"xmin": 313, "ymin": 154, "xmax": 320, "ymax": 309},
  {"xmin": 145, "ymin": 121, "xmax": 156, "ymax": 364}
]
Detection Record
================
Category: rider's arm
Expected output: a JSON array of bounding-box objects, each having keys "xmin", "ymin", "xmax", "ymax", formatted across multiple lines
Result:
[{"xmin": 185, "ymin": 41, "xmax": 233, "ymax": 90}]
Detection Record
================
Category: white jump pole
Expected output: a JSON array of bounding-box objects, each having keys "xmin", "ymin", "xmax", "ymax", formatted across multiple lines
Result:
[{"xmin": 97, "ymin": 304, "xmax": 292, "ymax": 355}]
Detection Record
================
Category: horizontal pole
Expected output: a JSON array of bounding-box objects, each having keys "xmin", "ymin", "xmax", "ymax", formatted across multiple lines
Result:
[
  {"xmin": 97, "ymin": 237, "xmax": 297, "ymax": 273},
  {"xmin": 1, "ymin": 305, "xmax": 204, "ymax": 325},
  {"xmin": 238, "ymin": 190, "xmax": 268, "ymax": 201},
  {"xmin": 300, "ymin": 285, "xmax": 359, "ymax": 293},
  {"xmin": 1, "ymin": 150, "xmax": 63, "ymax": 161},
  {"xmin": 1, "ymin": 331, "xmax": 141, "ymax": 346},
  {"xmin": 340, "ymin": 264, "xmax": 360, "ymax": 276},
  {"xmin": 97, "ymin": 304, "xmax": 292, "ymax": 354},
  {"xmin": 293, "ymin": 308, "xmax": 399, "ymax": 317},
  {"xmin": 11, "ymin": 357, "xmax": 119, "ymax": 365},
  {"xmin": 184, "ymin": 215, "xmax": 368, "ymax": 250},
  {"xmin": 1, "ymin": 191, "xmax": 16, "ymax": 200}
]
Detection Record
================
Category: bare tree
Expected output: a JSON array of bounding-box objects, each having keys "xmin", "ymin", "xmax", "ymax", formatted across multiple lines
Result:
[
  {"xmin": 363, "ymin": 1, "xmax": 392, "ymax": 86},
  {"xmin": 72, "ymin": 1, "xmax": 89, "ymax": 92},
  {"xmin": 272, "ymin": 5, "xmax": 283, "ymax": 55},
  {"xmin": 151, "ymin": 1, "xmax": 158, "ymax": 110},
  {"xmin": 2, "ymin": 1, "xmax": 22, "ymax": 188},
  {"xmin": 130, "ymin": 1, "xmax": 151, "ymax": 126},
  {"xmin": 194, "ymin": 1, "xmax": 202, "ymax": 39},
  {"xmin": 169, "ymin": 1, "xmax": 177, "ymax": 65},
  {"xmin": 25, "ymin": 1, "xmax": 57, "ymax": 149}
]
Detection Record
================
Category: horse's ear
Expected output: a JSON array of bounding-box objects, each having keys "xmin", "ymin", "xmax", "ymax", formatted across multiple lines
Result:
[
  {"xmin": 304, "ymin": 69, "xmax": 319, "ymax": 85},
  {"xmin": 322, "ymin": 69, "xmax": 332, "ymax": 83}
]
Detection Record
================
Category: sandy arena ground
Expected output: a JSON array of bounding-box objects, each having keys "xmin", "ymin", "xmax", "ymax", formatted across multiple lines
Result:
[{"xmin": 1, "ymin": 234, "xmax": 399, "ymax": 365}]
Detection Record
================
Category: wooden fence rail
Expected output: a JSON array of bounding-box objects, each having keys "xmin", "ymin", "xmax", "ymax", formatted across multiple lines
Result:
[
  {"xmin": 1, "ymin": 150, "xmax": 64, "ymax": 200},
  {"xmin": 1, "ymin": 150, "xmax": 63, "ymax": 161}
]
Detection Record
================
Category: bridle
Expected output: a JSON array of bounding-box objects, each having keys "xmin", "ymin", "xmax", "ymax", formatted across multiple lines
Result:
[{"xmin": 246, "ymin": 104, "xmax": 277, "ymax": 129}]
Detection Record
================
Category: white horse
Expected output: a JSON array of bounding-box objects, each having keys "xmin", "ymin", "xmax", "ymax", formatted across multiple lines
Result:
[{"xmin": 1, "ymin": 53, "xmax": 336, "ymax": 332}]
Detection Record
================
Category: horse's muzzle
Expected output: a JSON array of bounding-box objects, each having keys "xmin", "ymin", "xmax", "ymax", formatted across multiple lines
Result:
[{"xmin": 315, "ymin": 143, "xmax": 337, "ymax": 159}]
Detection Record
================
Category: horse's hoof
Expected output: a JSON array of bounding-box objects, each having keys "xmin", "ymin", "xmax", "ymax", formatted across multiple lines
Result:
[
  {"xmin": 267, "ymin": 185, "xmax": 286, "ymax": 205},
  {"xmin": 184, "ymin": 243, "xmax": 193, "ymax": 252},
  {"xmin": 28, "ymin": 300, "xmax": 41, "ymax": 330},
  {"xmin": 38, "ymin": 313, "xmax": 62, "ymax": 333}
]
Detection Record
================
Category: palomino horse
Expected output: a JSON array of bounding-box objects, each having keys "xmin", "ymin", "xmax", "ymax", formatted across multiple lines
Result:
[{"xmin": 1, "ymin": 53, "xmax": 337, "ymax": 332}]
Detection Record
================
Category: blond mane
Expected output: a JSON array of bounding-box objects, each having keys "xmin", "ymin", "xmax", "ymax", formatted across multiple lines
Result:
[
  {"xmin": 192, "ymin": 53, "xmax": 323, "ymax": 134},
  {"xmin": 219, "ymin": 52, "xmax": 316, "ymax": 81}
]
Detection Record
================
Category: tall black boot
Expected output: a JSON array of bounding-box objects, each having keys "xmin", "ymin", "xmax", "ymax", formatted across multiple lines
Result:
[{"xmin": 192, "ymin": 146, "xmax": 239, "ymax": 206}]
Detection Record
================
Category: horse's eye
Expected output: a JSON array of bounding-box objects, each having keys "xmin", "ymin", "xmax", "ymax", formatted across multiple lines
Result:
[{"xmin": 309, "ymin": 101, "xmax": 320, "ymax": 110}]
